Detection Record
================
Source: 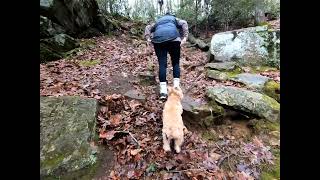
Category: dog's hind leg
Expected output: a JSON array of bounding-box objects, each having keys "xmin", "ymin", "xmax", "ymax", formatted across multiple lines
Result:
[
  {"xmin": 174, "ymin": 136, "xmax": 184, "ymax": 153},
  {"xmin": 162, "ymin": 132, "xmax": 171, "ymax": 152}
]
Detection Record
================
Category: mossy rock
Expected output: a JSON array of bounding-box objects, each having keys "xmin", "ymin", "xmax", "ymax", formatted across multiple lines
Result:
[
  {"xmin": 206, "ymin": 69, "xmax": 229, "ymax": 81},
  {"xmin": 40, "ymin": 43, "xmax": 63, "ymax": 63},
  {"xmin": 40, "ymin": 96, "xmax": 98, "ymax": 178},
  {"xmin": 204, "ymin": 62, "xmax": 237, "ymax": 71},
  {"xmin": 263, "ymin": 80, "xmax": 280, "ymax": 102},
  {"xmin": 207, "ymin": 86, "xmax": 280, "ymax": 121}
]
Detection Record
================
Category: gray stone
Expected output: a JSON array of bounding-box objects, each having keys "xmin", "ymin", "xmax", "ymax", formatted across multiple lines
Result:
[
  {"xmin": 206, "ymin": 69, "xmax": 229, "ymax": 81},
  {"xmin": 206, "ymin": 86, "xmax": 279, "ymax": 121},
  {"xmin": 41, "ymin": 33, "xmax": 79, "ymax": 53},
  {"xmin": 230, "ymin": 73, "xmax": 270, "ymax": 90},
  {"xmin": 205, "ymin": 62, "xmax": 237, "ymax": 71},
  {"xmin": 182, "ymin": 96, "xmax": 224, "ymax": 127},
  {"xmin": 124, "ymin": 90, "xmax": 146, "ymax": 102},
  {"xmin": 210, "ymin": 25, "xmax": 280, "ymax": 67},
  {"xmin": 40, "ymin": 96, "xmax": 98, "ymax": 178}
]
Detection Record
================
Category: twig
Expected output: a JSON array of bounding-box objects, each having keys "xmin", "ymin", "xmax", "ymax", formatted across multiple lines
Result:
[
  {"xmin": 168, "ymin": 168, "xmax": 206, "ymax": 173},
  {"xmin": 217, "ymin": 155, "xmax": 227, "ymax": 167},
  {"xmin": 227, "ymin": 154, "xmax": 235, "ymax": 173},
  {"xmin": 114, "ymin": 130, "xmax": 140, "ymax": 148}
]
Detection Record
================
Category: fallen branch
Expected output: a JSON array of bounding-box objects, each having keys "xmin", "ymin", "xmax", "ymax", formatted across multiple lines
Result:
[
  {"xmin": 168, "ymin": 168, "xmax": 206, "ymax": 173},
  {"xmin": 114, "ymin": 130, "xmax": 140, "ymax": 148}
]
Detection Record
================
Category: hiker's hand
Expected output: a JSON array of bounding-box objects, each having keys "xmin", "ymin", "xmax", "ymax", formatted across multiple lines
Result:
[
  {"xmin": 147, "ymin": 38, "xmax": 152, "ymax": 46},
  {"xmin": 181, "ymin": 37, "xmax": 187, "ymax": 46}
]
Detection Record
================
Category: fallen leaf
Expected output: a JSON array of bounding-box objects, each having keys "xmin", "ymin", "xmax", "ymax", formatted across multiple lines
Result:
[
  {"xmin": 209, "ymin": 152, "xmax": 222, "ymax": 161},
  {"xmin": 130, "ymin": 148, "xmax": 142, "ymax": 156},
  {"xmin": 110, "ymin": 114, "xmax": 122, "ymax": 126}
]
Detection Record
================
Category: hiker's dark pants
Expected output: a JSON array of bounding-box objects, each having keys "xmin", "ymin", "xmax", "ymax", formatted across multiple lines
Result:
[{"xmin": 153, "ymin": 41, "xmax": 181, "ymax": 83}]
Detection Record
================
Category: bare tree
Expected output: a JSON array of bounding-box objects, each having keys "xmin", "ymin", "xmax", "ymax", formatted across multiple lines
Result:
[{"xmin": 158, "ymin": 0, "xmax": 164, "ymax": 15}]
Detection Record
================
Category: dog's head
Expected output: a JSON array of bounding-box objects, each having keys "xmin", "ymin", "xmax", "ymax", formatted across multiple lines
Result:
[{"xmin": 168, "ymin": 86, "xmax": 184, "ymax": 100}]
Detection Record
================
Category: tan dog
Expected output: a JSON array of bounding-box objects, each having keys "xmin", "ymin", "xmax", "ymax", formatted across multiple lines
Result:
[{"xmin": 162, "ymin": 86, "xmax": 187, "ymax": 153}]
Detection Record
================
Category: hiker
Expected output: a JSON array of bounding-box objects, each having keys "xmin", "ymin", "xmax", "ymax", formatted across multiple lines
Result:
[{"xmin": 144, "ymin": 12, "xmax": 189, "ymax": 100}]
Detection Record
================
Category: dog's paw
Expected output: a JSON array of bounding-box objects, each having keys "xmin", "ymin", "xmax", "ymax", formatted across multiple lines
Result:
[
  {"xmin": 163, "ymin": 145, "xmax": 171, "ymax": 152},
  {"xmin": 174, "ymin": 146, "xmax": 181, "ymax": 153}
]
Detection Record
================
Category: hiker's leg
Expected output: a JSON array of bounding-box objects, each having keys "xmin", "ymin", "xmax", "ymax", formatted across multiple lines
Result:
[
  {"xmin": 154, "ymin": 43, "xmax": 168, "ymax": 94},
  {"xmin": 168, "ymin": 41, "xmax": 181, "ymax": 87}
]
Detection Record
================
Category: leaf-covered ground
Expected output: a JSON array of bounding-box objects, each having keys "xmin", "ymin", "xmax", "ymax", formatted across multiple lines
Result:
[{"xmin": 40, "ymin": 33, "xmax": 280, "ymax": 179}]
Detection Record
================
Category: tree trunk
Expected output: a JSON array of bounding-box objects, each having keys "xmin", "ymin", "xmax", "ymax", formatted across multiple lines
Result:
[
  {"xmin": 194, "ymin": 0, "xmax": 199, "ymax": 35},
  {"xmin": 109, "ymin": 0, "xmax": 113, "ymax": 14},
  {"xmin": 254, "ymin": 0, "xmax": 266, "ymax": 25}
]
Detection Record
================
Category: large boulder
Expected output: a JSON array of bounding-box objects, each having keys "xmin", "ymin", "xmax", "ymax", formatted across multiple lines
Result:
[
  {"xmin": 40, "ymin": 15, "xmax": 65, "ymax": 38},
  {"xmin": 40, "ymin": 0, "xmax": 100, "ymax": 36},
  {"xmin": 40, "ymin": 33, "xmax": 79, "ymax": 62},
  {"xmin": 40, "ymin": 96, "xmax": 98, "ymax": 178},
  {"xmin": 210, "ymin": 25, "xmax": 280, "ymax": 67},
  {"xmin": 206, "ymin": 86, "xmax": 280, "ymax": 121}
]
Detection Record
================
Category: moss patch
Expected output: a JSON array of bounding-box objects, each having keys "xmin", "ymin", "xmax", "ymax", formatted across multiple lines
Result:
[
  {"xmin": 201, "ymin": 130, "xmax": 218, "ymax": 141},
  {"xmin": 263, "ymin": 80, "xmax": 280, "ymax": 102},
  {"xmin": 250, "ymin": 119, "xmax": 280, "ymax": 134},
  {"xmin": 249, "ymin": 66, "xmax": 278, "ymax": 73},
  {"xmin": 262, "ymin": 94, "xmax": 280, "ymax": 111},
  {"xmin": 261, "ymin": 148, "xmax": 280, "ymax": 180},
  {"xmin": 225, "ymin": 67, "xmax": 243, "ymax": 78},
  {"xmin": 257, "ymin": 22, "xmax": 273, "ymax": 29},
  {"xmin": 78, "ymin": 59, "xmax": 101, "ymax": 67}
]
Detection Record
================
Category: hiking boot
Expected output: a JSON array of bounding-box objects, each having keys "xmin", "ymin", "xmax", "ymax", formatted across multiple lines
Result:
[{"xmin": 159, "ymin": 93, "xmax": 168, "ymax": 100}]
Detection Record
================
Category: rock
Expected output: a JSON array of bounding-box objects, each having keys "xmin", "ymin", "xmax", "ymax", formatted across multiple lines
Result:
[
  {"xmin": 207, "ymin": 86, "xmax": 280, "ymax": 121},
  {"xmin": 263, "ymin": 80, "xmax": 280, "ymax": 102},
  {"xmin": 40, "ymin": 15, "xmax": 65, "ymax": 38},
  {"xmin": 40, "ymin": 96, "xmax": 98, "ymax": 178},
  {"xmin": 230, "ymin": 73, "xmax": 270, "ymax": 90},
  {"xmin": 40, "ymin": 0, "xmax": 100, "ymax": 36},
  {"xmin": 188, "ymin": 33, "xmax": 210, "ymax": 51},
  {"xmin": 124, "ymin": 90, "xmax": 146, "ymax": 102},
  {"xmin": 40, "ymin": 0, "xmax": 53, "ymax": 9},
  {"xmin": 205, "ymin": 62, "xmax": 237, "ymax": 71},
  {"xmin": 40, "ymin": 43, "xmax": 63, "ymax": 62},
  {"xmin": 41, "ymin": 33, "xmax": 79, "ymax": 53},
  {"xmin": 206, "ymin": 69, "xmax": 229, "ymax": 81},
  {"xmin": 182, "ymin": 96, "xmax": 224, "ymax": 128},
  {"xmin": 210, "ymin": 25, "xmax": 280, "ymax": 67},
  {"xmin": 138, "ymin": 71, "xmax": 156, "ymax": 86},
  {"xmin": 98, "ymin": 74, "xmax": 138, "ymax": 95},
  {"xmin": 78, "ymin": 27, "xmax": 103, "ymax": 38}
]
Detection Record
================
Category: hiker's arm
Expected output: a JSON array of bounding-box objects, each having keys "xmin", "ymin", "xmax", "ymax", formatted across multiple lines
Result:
[
  {"xmin": 144, "ymin": 23, "xmax": 155, "ymax": 41},
  {"xmin": 177, "ymin": 19, "xmax": 189, "ymax": 41}
]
